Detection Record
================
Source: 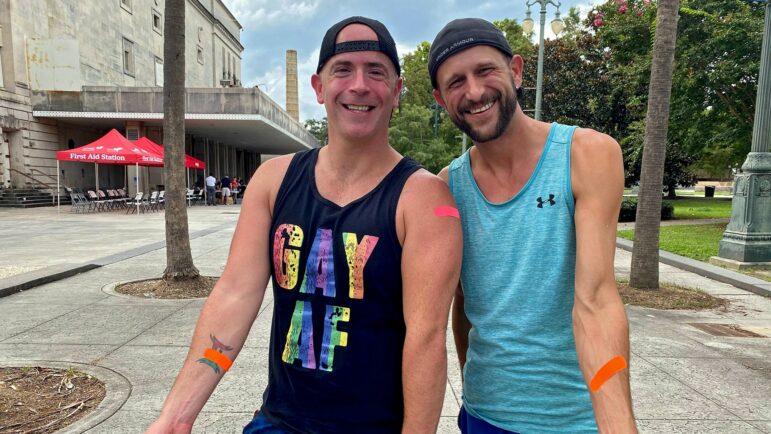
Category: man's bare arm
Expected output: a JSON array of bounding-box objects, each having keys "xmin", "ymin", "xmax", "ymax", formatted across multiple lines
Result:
[
  {"xmin": 399, "ymin": 171, "xmax": 463, "ymax": 433},
  {"xmin": 571, "ymin": 131, "xmax": 637, "ymax": 433},
  {"xmin": 438, "ymin": 167, "xmax": 470, "ymax": 376},
  {"xmin": 146, "ymin": 156, "xmax": 291, "ymax": 433}
]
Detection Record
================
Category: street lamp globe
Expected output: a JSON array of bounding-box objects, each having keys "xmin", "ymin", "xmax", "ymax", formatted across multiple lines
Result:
[
  {"xmin": 522, "ymin": 10, "xmax": 535, "ymax": 34},
  {"xmin": 551, "ymin": 12, "xmax": 565, "ymax": 35}
]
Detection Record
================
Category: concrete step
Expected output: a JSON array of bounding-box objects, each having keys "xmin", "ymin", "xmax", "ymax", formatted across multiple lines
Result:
[
  {"xmin": 0, "ymin": 202, "xmax": 55, "ymax": 209},
  {"xmin": 0, "ymin": 199, "xmax": 55, "ymax": 206},
  {"xmin": 0, "ymin": 189, "xmax": 42, "ymax": 195},
  {"xmin": 0, "ymin": 191, "xmax": 53, "ymax": 197}
]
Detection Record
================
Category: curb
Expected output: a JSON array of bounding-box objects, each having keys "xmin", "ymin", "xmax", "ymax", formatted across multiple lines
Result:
[
  {"xmin": 0, "ymin": 263, "xmax": 100, "ymax": 298},
  {"xmin": 616, "ymin": 238, "xmax": 771, "ymax": 298},
  {"xmin": 0, "ymin": 223, "xmax": 233, "ymax": 298}
]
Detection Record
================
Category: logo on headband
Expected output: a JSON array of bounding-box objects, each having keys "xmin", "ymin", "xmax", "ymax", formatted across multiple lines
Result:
[{"xmin": 435, "ymin": 37, "xmax": 475, "ymax": 62}]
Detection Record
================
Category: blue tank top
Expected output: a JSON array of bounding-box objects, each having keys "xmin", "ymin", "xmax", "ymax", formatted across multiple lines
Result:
[
  {"xmin": 448, "ymin": 123, "xmax": 598, "ymax": 433},
  {"xmin": 262, "ymin": 148, "xmax": 421, "ymax": 434}
]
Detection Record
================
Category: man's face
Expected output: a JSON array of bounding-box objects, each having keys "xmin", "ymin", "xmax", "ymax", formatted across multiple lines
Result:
[
  {"xmin": 312, "ymin": 24, "xmax": 402, "ymax": 142},
  {"xmin": 433, "ymin": 46, "xmax": 523, "ymax": 143}
]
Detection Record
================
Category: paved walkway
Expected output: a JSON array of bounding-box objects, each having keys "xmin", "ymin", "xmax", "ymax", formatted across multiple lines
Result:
[{"xmin": 0, "ymin": 207, "xmax": 769, "ymax": 433}]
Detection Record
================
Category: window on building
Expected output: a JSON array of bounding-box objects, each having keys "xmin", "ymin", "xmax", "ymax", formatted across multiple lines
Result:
[
  {"xmin": 122, "ymin": 38, "xmax": 135, "ymax": 76},
  {"xmin": 221, "ymin": 48, "xmax": 226, "ymax": 79},
  {"xmin": 152, "ymin": 10, "xmax": 162, "ymax": 35},
  {"xmin": 120, "ymin": 0, "xmax": 132, "ymax": 13},
  {"xmin": 68, "ymin": 139, "xmax": 75, "ymax": 150},
  {"xmin": 155, "ymin": 57, "xmax": 163, "ymax": 86},
  {"xmin": 197, "ymin": 45, "xmax": 204, "ymax": 65},
  {"xmin": 0, "ymin": 25, "xmax": 4, "ymax": 88}
]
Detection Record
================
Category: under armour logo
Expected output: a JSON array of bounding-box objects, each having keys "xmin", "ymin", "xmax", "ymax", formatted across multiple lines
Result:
[{"xmin": 536, "ymin": 194, "xmax": 556, "ymax": 208}]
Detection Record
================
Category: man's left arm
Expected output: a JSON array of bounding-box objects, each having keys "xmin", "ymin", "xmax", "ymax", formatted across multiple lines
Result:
[
  {"xmin": 571, "ymin": 130, "xmax": 637, "ymax": 433},
  {"xmin": 399, "ymin": 171, "xmax": 463, "ymax": 433}
]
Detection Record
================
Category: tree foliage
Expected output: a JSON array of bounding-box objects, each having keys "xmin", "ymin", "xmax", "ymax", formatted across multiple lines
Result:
[
  {"xmin": 591, "ymin": 0, "xmax": 764, "ymax": 183},
  {"xmin": 304, "ymin": 117, "xmax": 328, "ymax": 145}
]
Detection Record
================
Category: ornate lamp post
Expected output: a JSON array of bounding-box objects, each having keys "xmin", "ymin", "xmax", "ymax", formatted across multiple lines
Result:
[
  {"xmin": 522, "ymin": 0, "xmax": 564, "ymax": 121},
  {"xmin": 713, "ymin": 0, "xmax": 771, "ymax": 268}
]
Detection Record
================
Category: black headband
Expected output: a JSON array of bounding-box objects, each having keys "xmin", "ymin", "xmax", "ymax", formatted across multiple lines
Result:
[
  {"xmin": 428, "ymin": 18, "xmax": 513, "ymax": 89},
  {"xmin": 317, "ymin": 16, "xmax": 401, "ymax": 76}
]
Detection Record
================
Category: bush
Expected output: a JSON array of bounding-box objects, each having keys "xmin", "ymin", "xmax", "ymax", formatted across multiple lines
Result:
[{"xmin": 619, "ymin": 198, "xmax": 674, "ymax": 222}]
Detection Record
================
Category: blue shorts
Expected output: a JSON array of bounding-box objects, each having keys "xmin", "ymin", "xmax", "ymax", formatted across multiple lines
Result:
[
  {"xmin": 458, "ymin": 406, "xmax": 520, "ymax": 434},
  {"xmin": 243, "ymin": 411, "xmax": 286, "ymax": 434}
]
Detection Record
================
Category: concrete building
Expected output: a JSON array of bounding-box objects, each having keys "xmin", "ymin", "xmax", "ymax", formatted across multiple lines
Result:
[{"xmin": 0, "ymin": 0, "xmax": 317, "ymax": 205}]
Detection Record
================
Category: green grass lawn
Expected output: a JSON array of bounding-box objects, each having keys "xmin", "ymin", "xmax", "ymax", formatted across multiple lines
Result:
[
  {"xmin": 664, "ymin": 198, "xmax": 733, "ymax": 220},
  {"xmin": 617, "ymin": 223, "xmax": 727, "ymax": 262},
  {"xmin": 618, "ymin": 223, "xmax": 771, "ymax": 282}
]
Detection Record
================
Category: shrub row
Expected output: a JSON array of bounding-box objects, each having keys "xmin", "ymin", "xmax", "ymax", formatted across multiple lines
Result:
[{"xmin": 619, "ymin": 198, "xmax": 674, "ymax": 222}]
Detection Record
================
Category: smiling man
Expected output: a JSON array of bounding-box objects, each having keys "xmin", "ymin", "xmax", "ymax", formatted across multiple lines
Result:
[
  {"xmin": 430, "ymin": 18, "xmax": 636, "ymax": 434},
  {"xmin": 146, "ymin": 16, "xmax": 461, "ymax": 434}
]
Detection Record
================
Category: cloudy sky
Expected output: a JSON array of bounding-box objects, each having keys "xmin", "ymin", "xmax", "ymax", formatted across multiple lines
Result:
[{"xmin": 221, "ymin": 0, "xmax": 604, "ymax": 122}]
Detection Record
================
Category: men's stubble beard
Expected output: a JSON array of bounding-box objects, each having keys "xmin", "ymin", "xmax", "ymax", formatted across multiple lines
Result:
[{"xmin": 449, "ymin": 82, "xmax": 518, "ymax": 144}]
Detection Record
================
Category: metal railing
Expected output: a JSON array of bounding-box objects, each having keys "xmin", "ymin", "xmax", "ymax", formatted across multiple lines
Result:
[{"xmin": 7, "ymin": 168, "xmax": 66, "ymax": 205}]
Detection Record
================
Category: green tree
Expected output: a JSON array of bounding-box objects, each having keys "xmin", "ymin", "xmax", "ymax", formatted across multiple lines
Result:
[
  {"xmin": 389, "ymin": 105, "xmax": 459, "ymax": 173},
  {"xmin": 162, "ymin": 0, "xmax": 199, "ymax": 280},
  {"xmin": 304, "ymin": 117, "xmax": 328, "ymax": 145},
  {"xmin": 592, "ymin": 0, "xmax": 764, "ymax": 183},
  {"xmin": 630, "ymin": 0, "xmax": 680, "ymax": 289},
  {"xmin": 400, "ymin": 42, "xmax": 434, "ymax": 109}
]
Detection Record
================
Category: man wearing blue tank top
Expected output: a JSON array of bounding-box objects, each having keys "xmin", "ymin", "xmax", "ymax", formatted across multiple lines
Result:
[
  {"xmin": 147, "ymin": 17, "xmax": 462, "ymax": 434},
  {"xmin": 429, "ymin": 19, "xmax": 637, "ymax": 433}
]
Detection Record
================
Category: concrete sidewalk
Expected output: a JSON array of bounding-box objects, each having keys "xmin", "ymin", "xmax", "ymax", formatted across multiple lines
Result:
[{"xmin": 0, "ymin": 207, "xmax": 769, "ymax": 433}]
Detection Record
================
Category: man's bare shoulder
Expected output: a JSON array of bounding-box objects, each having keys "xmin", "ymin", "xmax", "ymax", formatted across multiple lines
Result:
[
  {"xmin": 571, "ymin": 128, "xmax": 622, "ymax": 169},
  {"xmin": 571, "ymin": 128, "xmax": 623, "ymax": 199},
  {"xmin": 402, "ymin": 169, "xmax": 454, "ymax": 202},
  {"xmin": 437, "ymin": 166, "xmax": 450, "ymax": 183}
]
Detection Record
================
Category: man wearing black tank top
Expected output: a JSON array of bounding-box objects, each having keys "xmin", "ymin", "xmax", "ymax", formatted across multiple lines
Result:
[{"xmin": 147, "ymin": 16, "xmax": 462, "ymax": 434}]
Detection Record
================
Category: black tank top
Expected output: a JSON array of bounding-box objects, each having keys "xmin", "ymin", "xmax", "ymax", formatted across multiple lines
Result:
[{"xmin": 261, "ymin": 148, "xmax": 422, "ymax": 434}]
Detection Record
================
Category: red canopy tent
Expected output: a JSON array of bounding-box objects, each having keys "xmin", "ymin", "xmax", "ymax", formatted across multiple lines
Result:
[
  {"xmin": 134, "ymin": 137, "xmax": 206, "ymax": 169},
  {"xmin": 56, "ymin": 129, "xmax": 164, "ymax": 166},
  {"xmin": 134, "ymin": 137, "xmax": 206, "ymax": 193},
  {"xmin": 55, "ymin": 129, "xmax": 164, "ymax": 213}
]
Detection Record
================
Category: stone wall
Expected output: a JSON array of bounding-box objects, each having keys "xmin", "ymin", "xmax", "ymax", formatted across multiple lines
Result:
[{"xmin": 8, "ymin": 0, "xmax": 242, "ymax": 90}]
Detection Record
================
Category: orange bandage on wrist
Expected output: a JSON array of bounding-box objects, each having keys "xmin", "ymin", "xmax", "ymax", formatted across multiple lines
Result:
[
  {"xmin": 203, "ymin": 348, "xmax": 233, "ymax": 372},
  {"xmin": 589, "ymin": 355, "xmax": 627, "ymax": 393}
]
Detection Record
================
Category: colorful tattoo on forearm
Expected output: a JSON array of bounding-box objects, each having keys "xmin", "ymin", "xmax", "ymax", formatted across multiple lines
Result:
[{"xmin": 197, "ymin": 334, "xmax": 234, "ymax": 375}]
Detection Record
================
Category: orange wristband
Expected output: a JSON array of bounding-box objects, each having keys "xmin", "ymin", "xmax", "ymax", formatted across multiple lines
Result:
[
  {"xmin": 204, "ymin": 348, "xmax": 233, "ymax": 372},
  {"xmin": 589, "ymin": 356, "xmax": 627, "ymax": 392}
]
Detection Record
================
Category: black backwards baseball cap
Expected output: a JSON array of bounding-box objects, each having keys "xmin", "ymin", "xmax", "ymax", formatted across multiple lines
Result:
[
  {"xmin": 316, "ymin": 16, "xmax": 401, "ymax": 77},
  {"xmin": 428, "ymin": 18, "xmax": 514, "ymax": 89}
]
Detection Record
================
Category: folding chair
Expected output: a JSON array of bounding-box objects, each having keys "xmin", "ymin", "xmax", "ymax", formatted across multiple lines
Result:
[
  {"xmin": 98, "ymin": 190, "xmax": 116, "ymax": 211},
  {"xmin": 156, "ymin": 190, "xmax": 165, "ymax": 211},
  {"xmin": 86, "ymin": 190, "xmax": 105, "ymax": 212},
  {"xmin": 108, "ymin": 189, "xmax": 127, "ymax": 209},
  {"xmin": 126, "ymin": 192, "xmax": 144, "ymax": 214},
  {"xmin": 70, "ymin": 193, "xmax": 87, "ymax": 213},
  {"xmin": 77, "ymin": 192, "xmax": 95, "ymax": 213},
  {"xmin": 145, "ymin": 191, "xmax": 159, "ymax": 212}
]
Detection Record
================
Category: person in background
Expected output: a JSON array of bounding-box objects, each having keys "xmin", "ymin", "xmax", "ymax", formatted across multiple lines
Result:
[{"xmin": 205, "ymin": 173, "xmax": 216, "ymax": 206}]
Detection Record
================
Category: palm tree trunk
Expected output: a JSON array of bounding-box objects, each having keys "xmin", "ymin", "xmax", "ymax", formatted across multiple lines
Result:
[
  {"xmin": 630, "ymin": 0, "xmax": 680, "ymax": 289},
  {"xmin": 163, "ymin": 0, "xmax": 199, "ymax": 280}
]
